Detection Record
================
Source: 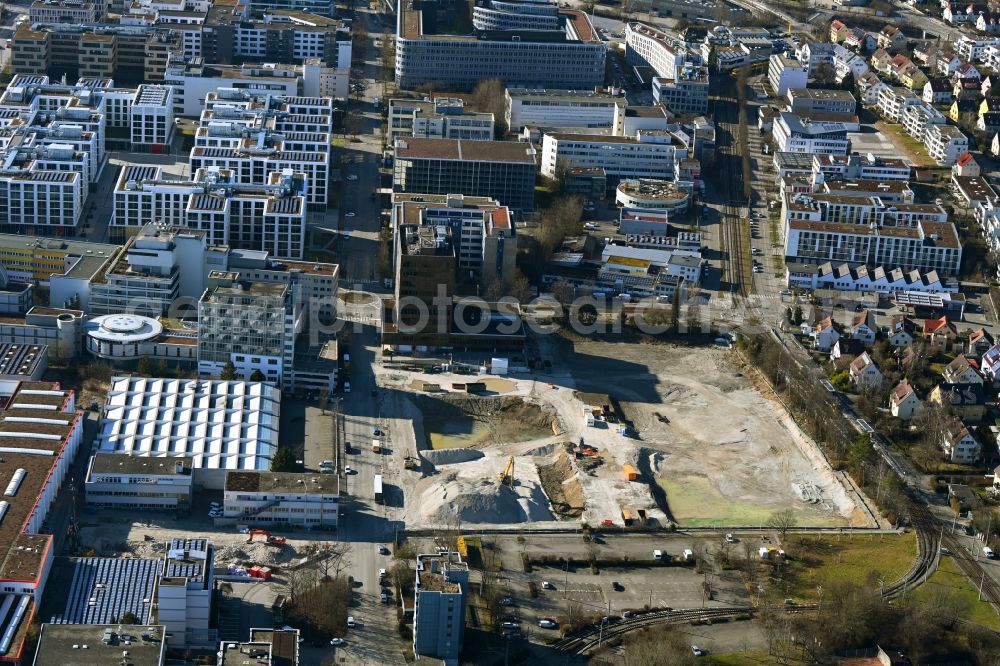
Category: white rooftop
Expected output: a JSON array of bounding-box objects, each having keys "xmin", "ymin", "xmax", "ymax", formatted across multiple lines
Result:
[{"xmin": 97, "ymin": 377, "xmax": 279, "ymax": 471}]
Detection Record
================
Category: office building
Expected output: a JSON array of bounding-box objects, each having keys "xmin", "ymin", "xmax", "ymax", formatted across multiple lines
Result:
[
  {"xmin": 615, "ymin": 179, "xmax": 692, "ymax": 215},
  {"xmin": 0, "ymin": 233, "xmax": 117, "ymax": 310},
  {"xmin": 392, "ymin": 224, "xmax": 456, "ymax": 344},
  {"xmin": 164, "ymin": 59, "xmax": 303, "ymax": 117},
  {"xmin": 84, "ymin": 313, "xmax": 198, "ymax": 367},
  {"xmin": 0, "ymin": 343, "xmax": 47, "ymax": 382},
  {"xmin": 624, "ymin": 23, "xmax": 708, "ymax": 115},
  {"xmin": 29, "ymin": 0, "xmax": 100, "ymax": 24},
  {"xmin": 33, "ymin": 625, "xmax": 167, "ymax": 666},
  {"xmin": 222, "ymin": 471, "xmax": 339, "ymax": 528},
  {"xmin": 413, "ymin": 551, "xmax": 469, "ymax": 663},
  {"xmin": 812, "ymin": 153, "xmax": 911, "ymax": 182},
  {"xmin": 768, "ymin": 55, "xmax": 809, "ymax": 96},
  {"xmin": 540, "ymin": 131, "xmax": 687, "ymax": 181},
  {"xmin": 0, "ymin": 381, "xmax": 84, "ymax": 663},
  {"xmin": 395, "ymin": 0, "xmax": 605, "ymax": 90},
  {"xmin": 113, "ymin": 166, "xmax": 310, "ymax": 257},
  {"xmin": 0, "ymin": 307, "xmax": 83, "ymax": 360},
  {"xmin": 391, "ymin": 193, "xmax": 517, "ymax": 289},
  {"xmin": 130, "ymin": 84, "xmax": 175, "ymax": 146},
  {"xmin": 85, "ymin": 454, "xmax": 194, "ymax": 511},
  {"xmin": 157, "ymin": 538, "xmax": 215, "ymax": 646},
  {"xmin": 505, "ymin": 88, "xmax": 623, "ymax": 131},
  {"xmin": 218, "ymin": 628, "xmax": 299, "ymax": 666},
  {"xmin": 393, "ymin": 138, "xmax": 537, "ymax": 211},
  {"xmin": 785, "ymin": 261, "xmax": 954, "ymax": 293},
  {"xmin": 96, "ymin": 377, "xmax": 280, "ymax": 489},
  {"xmin": 189, "ymin": 144, "xmax": 328, "ymax": 210},
  {"xmin": 787, "ymin": 88, "xmax": 857, "ymax": 115},
  {"xmin": 388, "ymin": 98, "xmax": 494, "ymax": 141},
  {"xmin": 472, "ymin": 0, "xmax": 561, "ymax": 31},
  {"xmin": 772, "ymin": 112, "xmax": 855, "ymax": 155}
]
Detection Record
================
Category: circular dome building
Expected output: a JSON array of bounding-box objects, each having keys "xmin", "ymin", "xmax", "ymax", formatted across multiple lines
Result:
[
  {"xmin": 85, "ymin": 314, "xmax": 164, "ymax": 362},
  {"xmin": 615, "ymin": 179, "xmax": 692, "ymax": 214}
]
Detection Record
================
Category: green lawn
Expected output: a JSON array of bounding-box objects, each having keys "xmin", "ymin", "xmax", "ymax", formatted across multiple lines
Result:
[
  {"xmin": 778, "ymin": 532, "xmax": 917, "ymax": 602},
  {"xmin": 915, "ymin": 555, "xmax": 1000, "ymax": 629}
]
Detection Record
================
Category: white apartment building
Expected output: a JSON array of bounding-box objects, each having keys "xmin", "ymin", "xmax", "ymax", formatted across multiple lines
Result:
[
  {"xmin": 772, "ymin": 112, "xmax": 854, "ymax": 155},
  {"xmin": 625, "ymin": 22, "xmax": 688, "ymax": 79},
  {"xmin": 924, "ymin": 124, "xmax": 969, "ymax": 166},
  {"xmin": 164, "ymin": 60, "xmax": 302, "ymax": 117},
  {"xmin": 302, "ymin": 59, "xmax": 349, "ymax": 99},
  {"xmin": 833, "ymin": 44, "xmax": 870, "ymax": 83},
  {"xmin": 130, "ymin": 84, "xmax": 174, "ymax": 146},
  {"xmin": 85, "ymin": 453, "xmax": 194, "ymax": 510},
  {"xmin": 782, "ymin": 193, "xmax": 962, "ymax": 274},
  {"xmin": 223, "ymin": 471, "xmax": 339, "ymax": 528},
  {"xmin": 0, "ymin": 170, "xmax": 85, "ymax": 235},
  {"xmin": 956, "ymin": 35, "xmax": 999, "ymax": 62},
  {"xmin": 795, "ymin": 42, "xmax": 835, "ymax": 72},
  {"xmin": 812, "ymin": 153, "xmax": 912, "ymax": 182},
  {"xmin": 540, "ymin": 131, "xmax": 686, "ymax": 180},
  {"xmin": 504, "ymin": 88, "xmax": 624, "ymax": 131},
  {"xmin": 876, "ymin": 86, "xmax": 922, "ymax": 122},
  {"xmin": 388, "ymin": 98, "xmax": 495, "ymax": 141},
  {"xmin": 768, "ymin": 55, "xmax": 809, "ymax": 96},
  {"xmin": 900, "ymin": 102, "xmax": 946, "ymax": 141}
]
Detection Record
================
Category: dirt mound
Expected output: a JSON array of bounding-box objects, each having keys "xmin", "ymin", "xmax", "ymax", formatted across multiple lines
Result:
[
  {"xmin": 537, "ymin": 447, "xmax": 586, "ymax": 519},
  {"xmin": 421, "ymin": 471, "xmax": 554, "ymax": 524},
  {"xmin": 423, "ymin": 448, "xmax": 484, "ymax": 465}
]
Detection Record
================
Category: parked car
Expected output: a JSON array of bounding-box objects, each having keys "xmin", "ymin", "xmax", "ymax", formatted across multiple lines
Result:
[
  {"xmin": 541, "ymin": 581, "xmax": 554, "ymax": 590},
  {"xmin": 347, "ymin": 616, "xmax": 356, "ymax": 628},
  {"xmin": 538, "ymin": 618, "xmax": 558, "ymax": 629},
  {"xmin": 330, "ymin": 638, "xmax": 345, "ymax": 646}
]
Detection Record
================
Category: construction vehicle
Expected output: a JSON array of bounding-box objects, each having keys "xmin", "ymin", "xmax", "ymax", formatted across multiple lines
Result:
[
  {"xmin": 246, "ymin": 529, "xmax": 287, "ymax": 546},
  {"xmin": 498, "ymin": 456, "xmax": 514, "ymax": 487},
  {"xmin": 403, "ymin": 450, "xmax": 419, "ymax": 470}
]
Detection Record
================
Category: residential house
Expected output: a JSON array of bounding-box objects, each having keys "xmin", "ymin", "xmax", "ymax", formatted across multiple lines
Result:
[
  {"xmin": 878, "ymin": 25, "xmax": 908, "ymax": 52},
  {"xmin": 924, "ymin": 78, "xmax": 954, "ymax": 104},
  {"xmin": 955, "ymin": 61, "xmax": 983, "ymax": 81},
  {"xmin": 942, "ymin": 419, "xmax": 981, "ymax": 463},
  {"xmin": 831, "ymin": 337, "xmax": 867, "ymax": 360},
  {"xmin": 944, "ymin": 3, "xmax": 988, "ymax": 25},
  {"xmin": 933, "ymin": 382, "xmax": 988, "ymax": 421},
  {"xmin": 830, "ymin": 20, "xmax": 849, "ymax": 43},
  {"xmin": 969, "ymin": 327, "xmax": 994, "ymax": 355},
  {"xmin": 849, "ymin": 351, "xmax": 884, "ymax": 388},
  {"xmin": 871, "ymin": 48, "xmax": 893, "ymax": 74},
  {"xmin": 834, "ymin": 44, "xmax": 871, "ymax": 83},
  {"xmin": 980, "ymin": 342, "xmax": 1000, "ymax": 384},
  {"xmin": 981, "ymin": 96, "xmax": 1000, "ymax": 115},
  {"xmin": 890, "ymin": 379, "xmax": 921, "ymax": 419},
  {"xmin": 859, "ymin": 72, "xmax": 890, "ymax": 105},
  {"xmin": 949, "ymin": 98, "xmax": 979, "ymax": 124},
  {"xmin": 977, "ymin": 12, "xmax": 1000, "ymax": 33},
  {"xmin": 813, "ymin": 316, "xmax": 841, "ymax": 352},
  {"xmin": 888, "ymin": 315, "xmax": 917, "ymax": 347},
  {"xmin": 979, "ymin": 112, "xmax": 1000, "ymax": 133},
  {"xmin": 953, "ymin": 78, "xmax": 982, "ymax": 100},
  {"xmin": 943, "ymin": 355, "xmax": 984, "ymax": 384},
  {"xmin": 924, "ymin": 316, "xmax": 959, "ymax": 350},
  {"xmin": 899, "ymin": 62, "xmax": 928, "ymax": 90},
  {"xmin": 845, "ymin": 28, "xmax": 876, "ymax": 52},
  {"xmin": 912, "ymin": 43, "xmax": 938, "ymax": 65},
  {"xmin": 936, "ymin": 52, "xmax": 963, "ymax": 76},
  {"xmin": 983, "ymin": 75, "xmax": 996, "ymax": 96},
  {"xmin": 954, "ymin": 150, "xmax": 983, "ymax": 176},
  {"xmin": 851, "ymin": 309, "xmax": 878, "ymax": 345}
]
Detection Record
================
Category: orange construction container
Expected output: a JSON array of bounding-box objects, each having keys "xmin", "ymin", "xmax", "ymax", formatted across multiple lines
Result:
[{"xmin": 623, "ymin": 464, "xmax": 638, "ymax": 481}]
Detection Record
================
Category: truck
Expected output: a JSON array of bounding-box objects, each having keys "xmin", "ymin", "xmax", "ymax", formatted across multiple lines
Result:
[
  {"xmin": 372, "ymin": 440, "xmax": 382, "ymax": 454},
  {"xmin": 374, "ymin": 474, "xmax": 383, "ymax": 503}
]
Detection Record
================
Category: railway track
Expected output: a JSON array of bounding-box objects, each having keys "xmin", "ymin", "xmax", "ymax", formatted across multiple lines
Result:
[{"xmin": 713, "ymin": 75, "xmax": 750, "ymax": 300}]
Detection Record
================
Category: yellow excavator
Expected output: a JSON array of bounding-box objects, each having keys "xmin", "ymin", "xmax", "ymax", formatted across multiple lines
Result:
[{"xmin": 498, "ymin": 456, "xmax": 514, "ymax": 487}]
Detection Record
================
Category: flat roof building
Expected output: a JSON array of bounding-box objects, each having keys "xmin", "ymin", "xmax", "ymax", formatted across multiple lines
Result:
[
  {"xmin": 223, "ymin": 471, "xmax": 339, "ymax": 528},
  {"xmin": 32, "ymin": 624, "xmax": 166, "ymax": 666},
  {"xmin": 0, "ymin": 344, "xmax": 47, "ymax": 382},
  {"xmin": 388, "ymin": 98, "xmax": 495, "ymax": 141},
  {"xmin": 97, "ymin": 377, "xmax": 279, "ymax": 489},
  {"xmin": 505, "ymin": 88, "xmax": 624, "ymax": 132},
  {"xmin": 218, "ymin": 628, "xmax": 299, "ymax": 665},
  {"xmin": 85, "ymin": 453, "xmax": 194, "ymax": 511},
  {"xmin": 393, "ymin": 138, "xmax": 537, "ymax": 211},
  {"xmin": 413, "ymin": 551, "xmax": 469, "ymax": 663}
]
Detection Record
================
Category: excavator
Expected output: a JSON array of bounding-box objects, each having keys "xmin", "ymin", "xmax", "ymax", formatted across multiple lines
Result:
[
  {"xmin": 246, "ymin": 529, "xmax": 287, "ymax": 546},
  {"xmin": 498, "ymin": 456, "xmax": 514, "ymax": 487}
]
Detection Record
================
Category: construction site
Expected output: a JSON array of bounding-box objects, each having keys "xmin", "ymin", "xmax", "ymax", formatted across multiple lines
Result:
[{"xmin": 376, "ymin": 336, "xmax": 875, "ymax": 530}]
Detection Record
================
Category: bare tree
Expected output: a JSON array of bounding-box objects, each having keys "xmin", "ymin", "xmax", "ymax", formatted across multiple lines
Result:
[
  {"xmin": 469, "ymin": 79, "xmax": 508, "ymax": 137},
  {"xmin": 767, "ymin": 509, "xmax": 797, "ymax": 542}
]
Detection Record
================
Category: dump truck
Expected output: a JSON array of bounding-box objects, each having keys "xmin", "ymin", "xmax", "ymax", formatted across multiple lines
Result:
[{"xmin": 622, "ymin": 464, "xmax": 638, "ymax": 481}]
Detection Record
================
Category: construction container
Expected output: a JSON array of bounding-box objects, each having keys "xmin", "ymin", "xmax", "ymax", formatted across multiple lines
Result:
[
  {"xmin": 623, "ymin": 464, "xmax": 638, "ymax": 481},
  {"xmin": 583, "ymin": 406, "xmax": 595, "ymax": 427},
  {"xmin": 621, "ymin": 508, "xmax": 636, "ymax": 525}
]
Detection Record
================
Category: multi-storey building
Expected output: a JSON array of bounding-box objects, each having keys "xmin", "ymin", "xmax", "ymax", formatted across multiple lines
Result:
[
  {"xmin": 218, "ymin": 628, "xmax": 299, "ymax": 666},
  {"xmin": 472, "ymin": 0, "xmax": 561, "ymax": 31},
  {"xmin": 395, "ymin": 0, "xmax": 605, "ymax": 90},
  {"xmin": 772, "ymin": 112, "xmax": 855, "ymax": 155},
  {"xmin": 413, "ymin": 551, "xmax": 469, "ymax": 663},
  {"xmin": 391, "ymin": 193, "xmax": 517, "ymax": 289},
  {"xmin": 388, "ymin": 98, "xmax": 494, "ymax": 141},
  {"xmin": 0, "ymin": 381, "xmax": 83, "ymax": 664},
  {"xmin": 768, "ymin": 54, "xmax": 809, "ymax": 96},
  {"xmin": 625, "ymin": 22, "xmax": 708, "ymax": 115},
  {"xmin": 787, "ymin": 88, "xmax": 857, "ymax": 115},
  {"xmin": 782, "ymin": 192, "xmax": 962, "ymax": 274},
  {"xmin": 130, "ymin": 84, "xmax": 174, "ymax": 146},
  {"xmin": 30, "ymin": 0, "xmax": 99, "ymax": 23},
  {"xmin": 157, "ymin": 538, "xmax": 215, "ymax": 646},
  {"xmin": 392, "ymin": 224, "xmax": 456, "ymax": 345},
  {"xmin": 923, "ymin": 124, "xmax": 969, "ymax": 165},
  {"xmin": 541, "ymin": 131, "xmax": 687, "ymax": 181},
  {"xmin": 504, "ymin": 88, "xmax": 624, "ymax": 131},
  {"xmin": 875, "ymin": 85, "xmax": 922, "ymax": 122},
  {"xmin": 393, "ymin": 137, "xmax": 537, "ymax": 211},
  {"xmin": 164, "ymin": 59, "xmax": 304, "ymax": 116},
  {"xmin": 900, "ymin": 102, "xmax": 946, "ymax": 141},
  {"xmin": 812, "ymin": 153, "xmax": 912, "ymax": 182},
  {"xmin": 112, "ymin": 166, "xmax": 309, "ymax": 257},
  {"xmin": 222, "ymin": 471, "xmax": 339, "ymax": 528},
  {"xmin": 85, "ymin": 453, "xmax": 194, "ymax": 511}
]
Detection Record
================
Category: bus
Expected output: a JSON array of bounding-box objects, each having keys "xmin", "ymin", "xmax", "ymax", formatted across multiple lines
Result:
[{"xmin": 374, "ymin": 474, "xmax": 383, "ymax": 503}]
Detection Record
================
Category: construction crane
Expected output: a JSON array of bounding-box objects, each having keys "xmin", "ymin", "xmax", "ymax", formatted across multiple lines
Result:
[{"xmin": 498, "ymin": 456, "xmax": 514, "ymax": 487}]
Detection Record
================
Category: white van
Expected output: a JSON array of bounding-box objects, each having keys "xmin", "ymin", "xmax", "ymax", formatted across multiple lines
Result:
[
  {"xmin": 984, "ymin": 546, "xmax": 995, "ymax": 559},
  {"xmin": 653, "ymin": 549, "xmax": 664, "ymax": 560}
]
